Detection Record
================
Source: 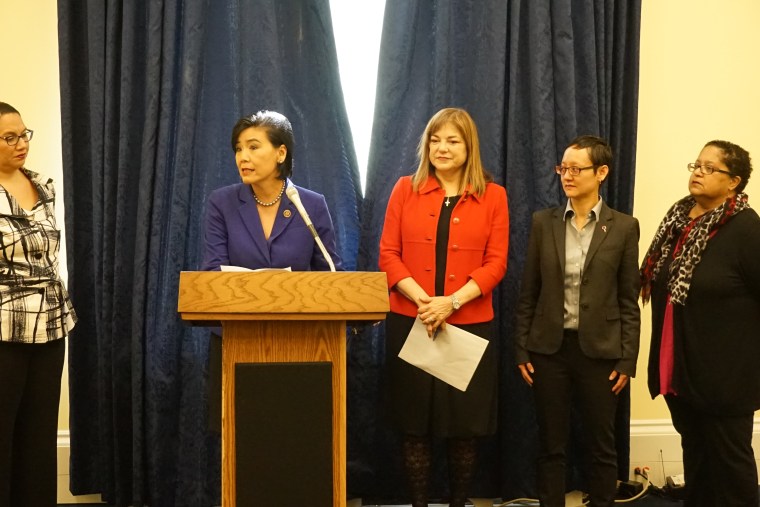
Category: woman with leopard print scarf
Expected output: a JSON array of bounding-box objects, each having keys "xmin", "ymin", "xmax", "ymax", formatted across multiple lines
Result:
[{"xmin": 640, "ymin": 140, "xmax": 760, "ymax": 507}]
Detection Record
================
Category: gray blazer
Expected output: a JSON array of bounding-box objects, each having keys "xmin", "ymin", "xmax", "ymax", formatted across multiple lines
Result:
[{"xmin": 514, "ymin": 202, "xmax": 641, "ymax": 376}]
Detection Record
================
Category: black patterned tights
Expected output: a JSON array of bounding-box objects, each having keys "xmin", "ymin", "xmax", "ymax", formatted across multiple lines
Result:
[
  {"xmin": 447, "ymin": 437, "xmax": 476, "ymax": 507},
  {"xmin": 402, "ymin": 435, "xmax": 477, "ymax": 507},
  {"xmin": 402, "ymin": 435, "xmax": 431, "ymax": 507}
]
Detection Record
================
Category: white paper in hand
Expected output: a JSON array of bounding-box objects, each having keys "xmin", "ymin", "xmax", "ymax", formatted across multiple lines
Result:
[{"xmin": 398, "ymin": 317, "xmax": 489, "ymax": 391}]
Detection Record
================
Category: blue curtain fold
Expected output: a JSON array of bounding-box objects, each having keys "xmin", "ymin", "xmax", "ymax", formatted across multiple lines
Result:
[
  {"xmin": 351, "ymin": 0, "xmax": 641, "ymax": 500},
  {"xmin": 57, "ymin": 1, "xmax": 360, "ymax": 505}
]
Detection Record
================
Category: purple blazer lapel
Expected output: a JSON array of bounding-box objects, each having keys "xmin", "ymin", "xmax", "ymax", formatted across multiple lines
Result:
[
  {"xmin": 268, "ymin": 197, "xmax": 298, "ymax": 244},
  {"xmin": 236, "ymin": 185, "xmax": 270, "ymax": 263}
]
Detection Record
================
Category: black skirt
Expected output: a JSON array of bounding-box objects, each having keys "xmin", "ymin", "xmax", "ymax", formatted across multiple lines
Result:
[{"xmin": 384, "ymin": 312, "xmax": 497, "ymax": 438}]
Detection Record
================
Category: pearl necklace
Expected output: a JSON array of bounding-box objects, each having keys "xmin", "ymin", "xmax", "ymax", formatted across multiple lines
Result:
[{"xmin": 252, "ymin": 181, "xmax": 286, "ymax": 207}]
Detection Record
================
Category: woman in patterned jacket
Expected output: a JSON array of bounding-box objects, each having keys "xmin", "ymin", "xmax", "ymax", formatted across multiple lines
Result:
[{"xmin": 0, "ymin": 102, "xmax": 77, "ymax": 505}]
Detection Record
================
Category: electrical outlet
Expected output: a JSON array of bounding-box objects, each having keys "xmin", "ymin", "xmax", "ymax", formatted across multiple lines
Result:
[{"xmin": 667, "ymin": 474, "xmax": 685, "ymax": 488}]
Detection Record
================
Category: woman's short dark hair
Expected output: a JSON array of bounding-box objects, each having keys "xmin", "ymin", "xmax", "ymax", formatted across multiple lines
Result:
[
  {"xmin": 231, "ymin": 110, "xmax": 294, "ymax": 180},
  {"xmin": 567, "ymin": 134, "xmax": 614, "ymax": 171},
  {"xmin": 705, "ymin": 140, "xmax": 752, "ymax": 193},
  {"xmin": 0, "ymin": 102, "xmax": 20, "ymax": 117}
]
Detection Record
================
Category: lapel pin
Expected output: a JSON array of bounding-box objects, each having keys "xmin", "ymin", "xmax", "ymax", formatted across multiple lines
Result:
[
  {"xmin": 283, "ymin": 209, "xmax": 292, "ymax": 218},
  {"xmin": 601, "ymin": 225, "xmax": 607, "ymax": 233}
]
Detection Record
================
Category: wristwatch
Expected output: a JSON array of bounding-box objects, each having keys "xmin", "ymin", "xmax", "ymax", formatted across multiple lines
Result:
[{"xmin": 451, "ymin": 294, "xmax": 461, "ymax": 311}]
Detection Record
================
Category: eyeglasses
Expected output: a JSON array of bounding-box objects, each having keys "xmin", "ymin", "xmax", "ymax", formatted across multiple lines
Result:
[
  {"xmin": 1, "ymin": 129, "xmax": 34, "ymax": 146},
  {"xmin": 555, "ymin": 165, "xmax": 596, "ymax": 176},
  {"xmin": 686, "ymin": 163, "xmax": 732, "ymax": 176}
]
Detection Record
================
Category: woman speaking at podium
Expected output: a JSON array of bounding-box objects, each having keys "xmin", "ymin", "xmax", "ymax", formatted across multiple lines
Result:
[
  {"xmin": 200, "ymin": 110, "xmax": 342, "ymax": 430},
  {"xmin": 201, "ymin": 110, "xmax": 341, "ymax": 273}
]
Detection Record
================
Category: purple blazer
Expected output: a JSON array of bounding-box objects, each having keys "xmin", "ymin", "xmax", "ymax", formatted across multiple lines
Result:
[{"xmin": 201, "ymin": 180, "xmax": 342, "ymax": 271}]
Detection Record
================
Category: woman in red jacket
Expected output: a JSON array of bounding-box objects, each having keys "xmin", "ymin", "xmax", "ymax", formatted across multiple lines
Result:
[{"xmin": 379, "ymin": 108, "xmax": 508, "ymax": 507}]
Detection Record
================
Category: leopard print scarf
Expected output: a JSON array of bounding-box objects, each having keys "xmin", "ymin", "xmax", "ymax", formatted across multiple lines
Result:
[{"xmin": 640, "ymin": 193, "xmax": 749, "ymax": 305}]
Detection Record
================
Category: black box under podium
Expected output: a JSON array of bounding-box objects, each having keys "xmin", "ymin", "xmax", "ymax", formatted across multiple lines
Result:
[{"xmin": 235, "ymin": 362, "xmax": 333, "ymax": 506}]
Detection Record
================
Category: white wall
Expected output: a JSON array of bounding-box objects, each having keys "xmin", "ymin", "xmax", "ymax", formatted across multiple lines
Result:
[{"xmin": 329, "ymin": 0, "xmax": 385, "ymax": 192}]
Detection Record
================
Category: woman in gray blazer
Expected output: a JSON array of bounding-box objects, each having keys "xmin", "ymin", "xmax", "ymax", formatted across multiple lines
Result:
[{"xmin": 515, "ymin": 135, "xmax": 640, "ymax": 507}]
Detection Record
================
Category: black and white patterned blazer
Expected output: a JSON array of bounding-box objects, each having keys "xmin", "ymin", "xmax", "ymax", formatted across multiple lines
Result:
[{"xmin": 0, "ymin": 169, "xmax": 76, "ymax": 343}]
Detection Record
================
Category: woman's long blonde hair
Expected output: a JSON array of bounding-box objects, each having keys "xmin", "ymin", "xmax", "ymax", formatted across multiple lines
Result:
[{"xmin": 411, "ymin": 108, "xmax": 492, "ymax": 196}]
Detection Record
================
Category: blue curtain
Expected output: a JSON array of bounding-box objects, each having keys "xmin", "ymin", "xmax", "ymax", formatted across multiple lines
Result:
[
  {"xmin": 57, "ymin": 1, "xmax": 360, "ymax": 505},
  {"xmin": 351, "ymin": 0, "xmax": 641, "ymax": 500}
]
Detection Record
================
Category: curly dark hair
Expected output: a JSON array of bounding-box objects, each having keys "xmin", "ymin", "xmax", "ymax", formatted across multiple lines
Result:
[{"xmin": 704, "ymin": 140, "xmax": 752, "ymax": 193}]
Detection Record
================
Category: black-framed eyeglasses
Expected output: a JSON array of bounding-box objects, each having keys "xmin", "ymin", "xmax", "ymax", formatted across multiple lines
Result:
[
  {"xmin": 1, "ymin": 129, "xmax": 34, "ymax": 146},
  {"xmin": 555, "ymin": 165, "xmax": 595, "ymax": 176},
  {"xmin": 687, "ymin": 163, "xmax": 733, "ymax": 176}
]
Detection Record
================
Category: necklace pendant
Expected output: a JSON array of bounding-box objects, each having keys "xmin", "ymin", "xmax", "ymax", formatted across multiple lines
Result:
[{"xmin": 445, "ymin": 196, "xmax": 450, "ymax": 207}]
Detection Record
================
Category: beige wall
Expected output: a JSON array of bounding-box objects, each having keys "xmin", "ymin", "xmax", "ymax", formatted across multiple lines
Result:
[
  {"xmin": 0, "ymin": 1, "xmax": 70, "ymax": 430},
  {"xmin": 2, "ymin": 1, "xmax": 760, "ymax": 435},
  {"xmin": 633, "ymin": 0, "xmax": 760, "ymax": 419}
]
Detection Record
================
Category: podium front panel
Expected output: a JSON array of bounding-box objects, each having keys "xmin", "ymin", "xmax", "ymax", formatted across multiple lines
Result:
[
  {"xmin": 235, "ymin": 362, "xmax": 333, "ymax": 506},
  {"xmin": 222, "ymin": 320, "xmax": 346, "ymax": 507}
]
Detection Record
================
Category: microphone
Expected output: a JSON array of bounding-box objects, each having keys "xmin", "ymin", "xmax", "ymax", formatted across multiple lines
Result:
[{"xmin": 285, "ymin": 184, "xmax": 336, "ymax": 272}]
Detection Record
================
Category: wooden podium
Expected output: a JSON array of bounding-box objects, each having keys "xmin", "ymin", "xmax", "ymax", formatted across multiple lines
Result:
[{"xmin": 177, "ymin": 271, "xmax": 388, "ymax": 507}]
